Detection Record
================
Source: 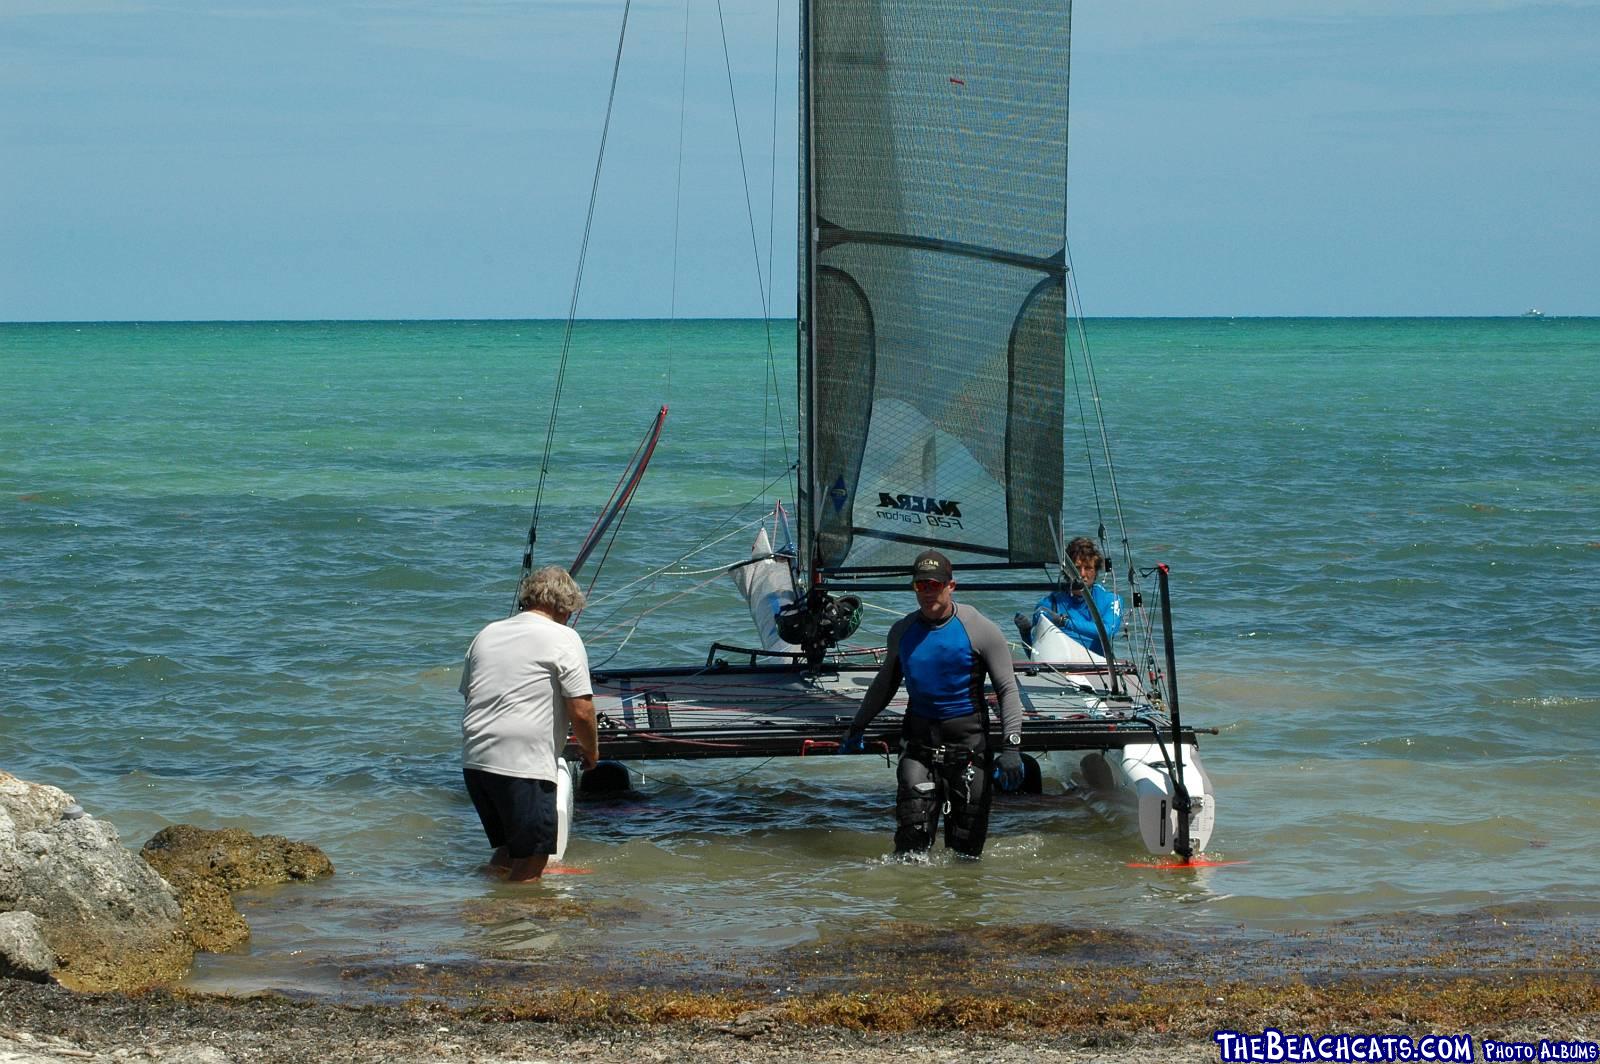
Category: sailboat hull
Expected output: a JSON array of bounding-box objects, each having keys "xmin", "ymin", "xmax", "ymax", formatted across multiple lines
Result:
[
  {"xmin": 1054, "ymin": 738, "xmax": 1216, "ymax": 856},
  {"xmin": 584, "ymin": 653, "xmax": 1213, "ymax": 856},
  {"xmin": 554, "ymin": 757, "xmax": 574, "ymax": 862},
  {"xmin": 1027, "ymin": 618, "xmax": 1216, "ymax": 855}
]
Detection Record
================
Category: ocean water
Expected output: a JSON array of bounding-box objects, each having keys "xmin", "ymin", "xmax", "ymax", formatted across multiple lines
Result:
[{"xmin": 2, "ymin": 317, "xmax": 1597, "ymax": 996}]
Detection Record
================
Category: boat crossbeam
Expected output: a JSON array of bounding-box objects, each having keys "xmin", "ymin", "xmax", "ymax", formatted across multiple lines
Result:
[{"xmin": 577, "ymin": 718, "xmax": 1212, "ymax": 763}]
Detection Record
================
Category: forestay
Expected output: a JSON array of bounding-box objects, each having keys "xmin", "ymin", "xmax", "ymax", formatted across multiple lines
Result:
[{"xmin": 799, "ymin": 0, "xmax": 1072, "ymax": 584}]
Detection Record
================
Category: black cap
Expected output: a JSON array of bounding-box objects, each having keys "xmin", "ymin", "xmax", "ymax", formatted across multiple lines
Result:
[{"xmin": 910, "ymin": 549, "xmax": 953, "ymax": 585}]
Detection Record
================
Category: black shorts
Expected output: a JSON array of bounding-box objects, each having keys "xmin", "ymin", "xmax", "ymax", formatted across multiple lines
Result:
[{"xmin": 463, "ymin": 768, "xmax": 559, "ymax": 859}]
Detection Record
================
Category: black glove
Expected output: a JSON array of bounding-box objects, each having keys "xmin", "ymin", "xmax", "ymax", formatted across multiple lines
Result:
[
  {"xmin": 994, "ymin": 748, "xmax": 1025, "ymax": 792},
  {"xmin": 840, "ymin": 730, "xmax": 867, "ymax": 754}
]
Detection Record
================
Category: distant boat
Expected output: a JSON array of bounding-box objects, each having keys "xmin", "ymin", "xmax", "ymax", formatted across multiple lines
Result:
[{"xmin": 1523, "ymin": 308, "xmax": 1545, "ymax": 318}]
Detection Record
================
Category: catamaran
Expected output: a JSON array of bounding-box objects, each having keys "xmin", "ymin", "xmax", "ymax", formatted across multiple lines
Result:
[{"xmin": 529, "ymin": 0, "xmax": 1218, "ymax": 860}]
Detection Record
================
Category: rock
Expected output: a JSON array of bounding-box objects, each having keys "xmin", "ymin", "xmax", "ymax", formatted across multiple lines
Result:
[
  {"xmin": 0, "ymin": 772, "xmax": 191, "ymax": 992},
  {"xmin": 0, "ymin": 911, "xmax": 57, "ymax": 982},
  {"xmin": 1, "ymin": 774, "xmax": 337, "ymax": 993},
  {"xmin": 153, "ymin": 872, "xmax": 251, "ymax": 955},
  {"xmin": 0, "ymin": 775, "xmax": 74, "ymax": 836},
  {"xmin": 140, "ymin": 825, "xmax": 334, "ymax": 893},
  {"xmin": 140, "ymin": 825, "xmax": 334, "ymax": 953},
  {"xmin": 717, "ymin": 1006, "xmax": 783, "ymax": 1039}
]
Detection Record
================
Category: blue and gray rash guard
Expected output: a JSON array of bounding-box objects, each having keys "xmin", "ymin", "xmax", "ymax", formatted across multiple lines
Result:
[
  {"xmin": 851, "ymin": 602, "xmax": 1023, "ymax": 740},
  {"xmin": 1033, "ymin": 583, "xmax": 1123, "ymax": 655}
]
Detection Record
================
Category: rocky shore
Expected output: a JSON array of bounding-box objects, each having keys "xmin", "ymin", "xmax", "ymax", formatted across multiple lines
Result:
[{"xmin": 0, "ymin": 771, "xmax": 332, "ymax": 991}]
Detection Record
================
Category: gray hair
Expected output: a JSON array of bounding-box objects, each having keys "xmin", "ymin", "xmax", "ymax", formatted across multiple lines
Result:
[{"xmin": 517, "ymin": 566, "xmax": 586, "ymax": 616}]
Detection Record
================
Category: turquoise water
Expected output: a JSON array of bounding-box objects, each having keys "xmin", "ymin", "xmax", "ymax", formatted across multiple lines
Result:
[{"xmin": 2, "ymin": 317, "xmax": 1597, "ymax": 994}]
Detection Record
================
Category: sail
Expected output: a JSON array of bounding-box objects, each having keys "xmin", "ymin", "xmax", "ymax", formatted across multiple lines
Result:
[{"xmin": 799, "ymin": 0, "xmax": 1070, "ymax": 582}]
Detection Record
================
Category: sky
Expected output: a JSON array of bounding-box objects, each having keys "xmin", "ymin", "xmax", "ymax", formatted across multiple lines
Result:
[{"xmin": 2, "ymin": 0, "xmax": 1596, "ymax": 321}]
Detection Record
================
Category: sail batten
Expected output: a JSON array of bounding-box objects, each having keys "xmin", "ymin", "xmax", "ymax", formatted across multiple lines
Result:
[
  {"xmin": 818, "ymin": 220, "xmax": 1066, "ymax": 276},
  {"xmin": 800, "ymin": 0, "xmax": 1071, "ymax": 585}
]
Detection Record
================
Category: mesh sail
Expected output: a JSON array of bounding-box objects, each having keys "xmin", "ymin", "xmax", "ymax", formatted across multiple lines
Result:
[{"xmin": 801, "ymin": 0, "xmax": 1070, "ymax": 580}]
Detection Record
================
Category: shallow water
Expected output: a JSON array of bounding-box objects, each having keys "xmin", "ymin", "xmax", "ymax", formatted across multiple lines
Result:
[{"xmin": 2, "ymin": 317, "xmax": 1597, "ymax": 997}]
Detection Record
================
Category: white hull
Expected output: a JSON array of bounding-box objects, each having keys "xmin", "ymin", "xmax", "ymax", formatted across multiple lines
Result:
[
  {"xmin": 1050, "ymin": 742, "xmax": 1215, "ymax": 856},
  {"xmin": 553, "ymin": 757, "xmax": 574, "ymax": 863},
  {"xmin": 1028, "ymin": 617, "xmax": 1216, "ymax": 856}
]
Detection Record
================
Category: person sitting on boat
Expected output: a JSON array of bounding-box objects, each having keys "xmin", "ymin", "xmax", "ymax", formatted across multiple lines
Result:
[
  {"xmin": 458, "ymin": 566, "xmax": 600, "ymax": 882},
  {"xmin": 839, "ymin": 549, "xmax": 1025, "ymax": 859},
  {"xmin": 1030, "ymin": 536, "xmax": 1123, "ymax": 657}
]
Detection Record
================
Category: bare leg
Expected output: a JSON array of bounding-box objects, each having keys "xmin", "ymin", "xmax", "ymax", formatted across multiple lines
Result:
[
  {"xmin": 505, "ymin": 854, "xmax": 549, "ymax": 881},
  {"xmin": 488, "ymin": 846, "xmax": 511, "ymax": 872}
]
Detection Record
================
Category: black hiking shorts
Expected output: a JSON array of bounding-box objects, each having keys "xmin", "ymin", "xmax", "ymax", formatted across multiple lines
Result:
[{"xmin": 463, "ymin": 768, "xmax": 559, "ymax": 859}]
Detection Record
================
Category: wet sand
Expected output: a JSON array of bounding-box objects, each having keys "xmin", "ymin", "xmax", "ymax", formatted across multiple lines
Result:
[{"xmin": 3, "ymin": 907, "xmax": 1596, "ymax": 1062}]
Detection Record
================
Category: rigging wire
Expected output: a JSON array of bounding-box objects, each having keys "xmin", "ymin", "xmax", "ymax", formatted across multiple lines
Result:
[
  {"xmin": 1063, "ymin": 239, "xmax": 1136, "ymax": 582},
  {"xmin": 713, "ymin": 0, "xmax": 793, "ymax": 500},
  {"xmin": 580, "ymin": 512, "xmax": 633, "ymax": 617},
  {"xmin": 581, "ymin": 508, "xmax": 772, "ymax": 617},
  {"xmin": 585, "ymin": 568, "xmax": 730, "ymax": 645},
  {"xmin": 621, "ymin": 756, "xmax": 780, "ymax": 793},
  {"xmin": 522, "ymin": 0, "xmax": 636, "ymax": 590},
  {"xmin": 761, "ymin": 0, "xmax": 794, "ymax": 502},
  {"xmin": 674, "ymin": 462, "xmax": 796, "ymax": 567},
  {"xmin": 577, "ymin": 466, "xmax": 792, "ymax": 657},
  {"xmin": 1053, "ymin": 16, "xmax": 1146, "ymax": 673},
  {"xmin": 1063, "ymin": 305, "xmax": 1107, "ymax": 535},
  {"xmin": 1054, "ymin": 7, "xmax": 1147, "ymax": 680},
  {"xmin": 665, "ymin": 0, "xmax": 694, "ymax": 403},
  {"xmin": 547, "ymin": 5, "xmax": 795, "ymax": 639},
  {"xmin": 1063, "ymin": 238, "xmax": 1161, "ymax": 691}
]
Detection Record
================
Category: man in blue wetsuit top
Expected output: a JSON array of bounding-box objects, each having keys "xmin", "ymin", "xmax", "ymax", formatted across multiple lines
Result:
[
  {"xmin": 840, "ymin": 549, "xmax": 1025, "ymax": 859},
  {"xmin": 1033, "ymin": 536, "xmax": 1123, "ymax": 656}
]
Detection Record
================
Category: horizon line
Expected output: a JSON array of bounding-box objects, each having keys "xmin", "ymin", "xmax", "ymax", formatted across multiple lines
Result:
[{"xmin": 3, "ymin": 313, "xmax": 1591, "ymax": 326}]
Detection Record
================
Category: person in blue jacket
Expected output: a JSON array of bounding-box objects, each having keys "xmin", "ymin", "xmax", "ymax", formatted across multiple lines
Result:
[
  {"xmin": 1033, "ymin": 537, "xmax": 1123, "ymax": 656},
  {"xmin": 840, "ymin": 549, "xmax": 1025, "ymax": 858}
]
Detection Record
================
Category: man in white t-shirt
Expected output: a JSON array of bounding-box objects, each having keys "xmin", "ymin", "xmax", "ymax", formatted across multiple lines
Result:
[{"xmin": 459, "ymin": 566, "xmax": 599, "ymax": 881}]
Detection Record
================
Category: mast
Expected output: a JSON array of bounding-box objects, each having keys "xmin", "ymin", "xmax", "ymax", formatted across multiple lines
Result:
[{"xmin": 796, "ymin": 0, "xmax": 818, "ymax": 592}]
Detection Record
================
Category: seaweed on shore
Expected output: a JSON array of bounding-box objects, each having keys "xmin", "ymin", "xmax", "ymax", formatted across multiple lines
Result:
[{"xmin": 449, "ymin": 971, "xmax": 1600, "ymax": 1035}]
